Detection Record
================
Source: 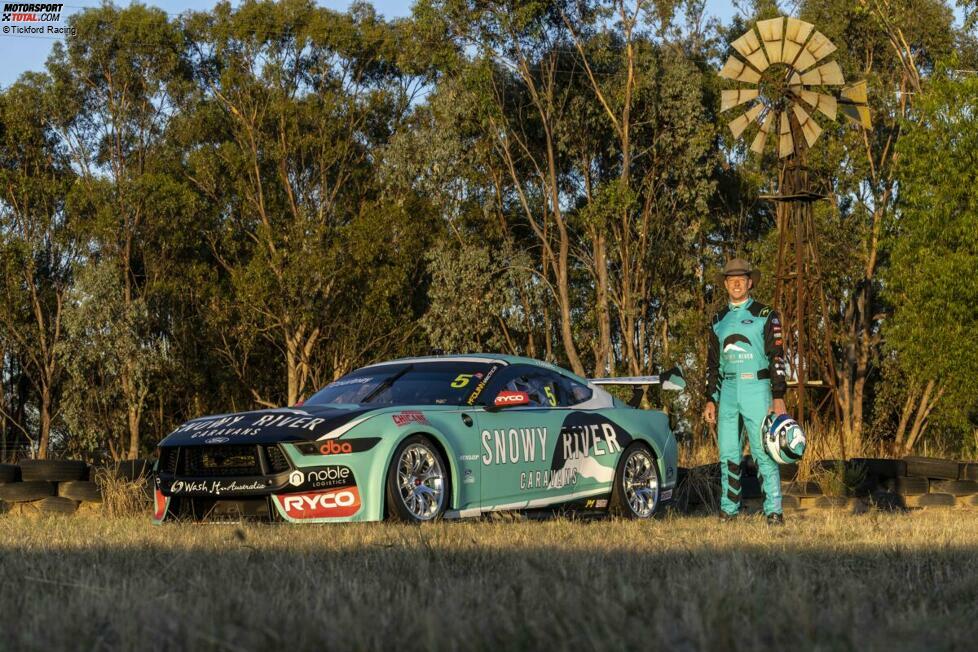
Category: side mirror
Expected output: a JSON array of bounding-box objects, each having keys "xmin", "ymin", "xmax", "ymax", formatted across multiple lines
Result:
[{"xmin": 492, "ymin": 390, "xmax": 531, "ymax": 408}]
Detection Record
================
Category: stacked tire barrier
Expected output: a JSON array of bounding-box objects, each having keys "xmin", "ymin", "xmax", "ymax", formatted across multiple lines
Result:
[
  {"xmin": 0, "ymin": 459, "xmax": 155, "ymax": 517},
  {"xmin": 674, "ymin": 456, "xmax": 978, "ymax": 514}
]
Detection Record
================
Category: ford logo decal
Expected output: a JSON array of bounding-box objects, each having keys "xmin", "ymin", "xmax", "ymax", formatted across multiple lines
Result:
[{"xmin": 205, "ymin": 436, "xmax": 230, "ymax": 444}]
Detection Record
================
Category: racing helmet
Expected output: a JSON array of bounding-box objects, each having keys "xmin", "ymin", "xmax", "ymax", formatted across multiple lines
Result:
[{"xmin": 762, "ymin": 413, "xmax": 806, "ymax": 465}]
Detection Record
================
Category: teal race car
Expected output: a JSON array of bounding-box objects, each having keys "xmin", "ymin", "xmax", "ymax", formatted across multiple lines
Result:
[{"xmin": 152, "ymin": 355, "xmax": 682, "ymax": 523}]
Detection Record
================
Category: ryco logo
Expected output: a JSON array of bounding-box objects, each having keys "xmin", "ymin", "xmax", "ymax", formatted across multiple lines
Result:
[
  {"xmin": 275, "ymin": 487, "xmax": 360, "ymax": 519},
  {"xmin": 494, "ymin": 391, "xmax": 529, "ymax": 406},
  {"xmin": 319, "ymin": 440, "xmax": 353, "ymax": 455}
]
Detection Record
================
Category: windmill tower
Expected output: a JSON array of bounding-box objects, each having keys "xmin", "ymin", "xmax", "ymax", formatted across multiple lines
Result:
[{"xmin": 719, "ymin": 17, "xmax": 871, "ymax": 428}]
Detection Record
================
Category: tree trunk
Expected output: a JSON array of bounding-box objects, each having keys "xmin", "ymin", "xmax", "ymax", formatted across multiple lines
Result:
[
  {"xmin": 37, "ymin": 385, "xmax": 51, "ymax": 460},
  {"xmin": 594, "ymin": 232, "xmax": 612, "ymax": 376},
  {"xmin": 127, "ymin": 403, "xmax": 141, "ymax": 460}
]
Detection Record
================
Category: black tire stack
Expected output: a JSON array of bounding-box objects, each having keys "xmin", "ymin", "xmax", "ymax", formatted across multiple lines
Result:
[
  {"xmin": 783, "ymin": 456, "xmax": 978, "ymax": 512},
  {"xmin": 676, "ymin": 455, "xmax": 978, "ymax": 515},
  {"xmin": 0, "ymin": 460, "xmax": 99, "ymax": 516},
  {"xmin": 893, "ymin": 457, "xmax": 978, "ymax": 509}
]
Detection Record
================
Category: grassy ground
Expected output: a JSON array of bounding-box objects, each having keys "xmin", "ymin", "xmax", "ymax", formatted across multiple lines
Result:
[{"xmin": 1, "ymin": 511, "xmax": 977, "ymax": 651}]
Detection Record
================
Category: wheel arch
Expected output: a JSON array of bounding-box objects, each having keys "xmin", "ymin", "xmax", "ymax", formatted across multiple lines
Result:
[{"xmin": 383, "ymin": 428, "xmax": 459, "ymax": 514}]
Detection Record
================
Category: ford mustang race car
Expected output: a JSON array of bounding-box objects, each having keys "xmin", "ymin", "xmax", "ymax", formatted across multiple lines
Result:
[{"xmin": 152, "ymin": 355, "xmax": 682, "ymax": 523}]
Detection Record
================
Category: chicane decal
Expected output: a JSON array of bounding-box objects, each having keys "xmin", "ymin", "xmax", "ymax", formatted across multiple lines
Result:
[
  {"xmin": 274, "ymin": 486, "xmax": 361, "ymax": 519},
  {"xmin": 392, "ymin": 411, "xmax": 428, "ymax": 427}
]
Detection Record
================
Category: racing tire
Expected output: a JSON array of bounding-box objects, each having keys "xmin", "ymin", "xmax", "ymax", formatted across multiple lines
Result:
[
  {"xmin": 917, "ymin": 493, "xmax": 956, "ymax": 508},
  {"xmin": 963, "ymin": 464, "xmax": 978, "ymax": 482},
  {"xmin": 929, "ymin": 480, "xmax": 978, "ymax": 496},
  {"xmin": 19, "ymin": 460, "xmax": 87, "ymax": 482},
  {"xmin": 884, "ymin": 476, "xmax": 929, "ymax": 496},
  {"xmin": 849, "ymin": 458, "xmax": 906, "ymax": 481},
  {"xmin": 780, "ymin": 495, "xmax": 801, "ymax": 510},
  {"xmin": 814, "ymin": 496, "xmax": 851, "ymax": 510},
  {"xmin": 0, "ymin": 464, "xmax": 19, "ymax": 483},
  {"xmin": 385, "ymin": 435, "xmax": 449, "ymax": 523},
  {"xmin": 609, "ymin": 443, "xmax": 661, "ymax": 519},
  {"xmin": 740, "ymin": 476, "xmax": 763, "ymax": 499},
  {"xmin": 58, "ymin": 480, "xmax": 103, "ymax": 503},
  {"xmin": 903, "ymin": 456, "xmax": 961, "ymax": 480},
  {"xmin": 37, "ymin": 496, "xmax": 79, "ymax": 515},
  {"xmin": 783, "ymin": 480, "xmax": 822, "ymax": 496},
  {"xmin": 0, "ymin": 481, "xmax": 57, "ymax": 502}
]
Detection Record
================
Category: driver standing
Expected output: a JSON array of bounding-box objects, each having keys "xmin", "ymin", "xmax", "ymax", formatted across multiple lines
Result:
[{"xmin": 702, "ymin": 258, "xmax": 788, "ymax": 525}]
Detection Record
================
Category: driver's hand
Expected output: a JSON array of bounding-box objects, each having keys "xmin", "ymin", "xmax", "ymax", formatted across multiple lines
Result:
[
  {"xmin": 771, "ymin": 398, "xmax": 787, "ymax": 415},
  {"xmin": 703, "ymin": 402, "xmax": 716, "ymax": 425}
]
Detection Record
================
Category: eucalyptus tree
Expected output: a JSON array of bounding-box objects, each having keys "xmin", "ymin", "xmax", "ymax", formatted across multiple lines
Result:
[
  {"xmin": 180, "ymin": 0, "xmax": 438, "ymax": 406},
  {"xmin": 407, "ymin": 0, "xmax": 718, "ymax": 379},
  {"xmin": 0, "ymin": 74, "xmax": 78, "ymax": 458},
  {"xmin": 46, "ymin": 3, "xmax": 193, "ymax": 459}
]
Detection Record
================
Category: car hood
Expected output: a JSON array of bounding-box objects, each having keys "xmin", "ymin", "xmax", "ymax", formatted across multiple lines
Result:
[{"xmin": 158, "ymin": 405, "xmax": 377, "ymax": 447}]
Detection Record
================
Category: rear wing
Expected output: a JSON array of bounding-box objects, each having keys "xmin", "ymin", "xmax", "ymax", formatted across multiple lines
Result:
[{"xmin": 589, "ymin": 366, "xmax": 685, "ymax": 408}]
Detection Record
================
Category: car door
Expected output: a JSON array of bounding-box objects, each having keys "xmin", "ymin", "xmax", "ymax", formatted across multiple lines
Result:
[
  {"xmin": 474, "ymin": 366, "xmax": 577, "ymax": 509},
  {"xmin": 547, "ymin": 372, "xmax": 628, "ymax": 505}
]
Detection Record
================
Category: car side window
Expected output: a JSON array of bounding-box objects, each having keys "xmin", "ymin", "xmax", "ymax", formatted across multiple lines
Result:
[
  {"xmin": 502, "ymin": 372, "xmax": 559, "ymax": 408},
  {"xmin": 557, "ymin": 376, "xmax": 593, "ymax": 406}
]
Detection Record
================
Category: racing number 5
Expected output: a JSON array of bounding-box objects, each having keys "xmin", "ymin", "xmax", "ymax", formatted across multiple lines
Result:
[
  {"xmin": 544, "ymin": 386, "xmax": 557, "ymax": 407},
  {"xmin": 451, "ymin": 374, "xmax": 474, "ymax": 388}
]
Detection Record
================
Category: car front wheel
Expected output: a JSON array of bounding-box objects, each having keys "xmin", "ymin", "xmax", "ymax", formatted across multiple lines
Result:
[{"xmin": 385, "ymin": 435, "xmax": 448, "ymax": 522}]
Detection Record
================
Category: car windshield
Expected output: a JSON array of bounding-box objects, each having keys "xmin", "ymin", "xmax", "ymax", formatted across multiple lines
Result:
[{"xmin": 304, "ymin": 361, "xmax": 500, "ymax": 406}]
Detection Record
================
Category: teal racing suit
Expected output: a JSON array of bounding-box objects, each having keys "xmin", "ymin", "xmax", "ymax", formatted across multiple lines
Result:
[{"xmin": 706, "ymin": 298, "xmax": 787, "ymax": 516}]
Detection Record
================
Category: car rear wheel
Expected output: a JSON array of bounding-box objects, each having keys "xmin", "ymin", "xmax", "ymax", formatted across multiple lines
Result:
[
  {"xmin": 385, "ymin": 436, "xmax": 448, "ymax": 522},
  {"xmin": 610, "ymin": 443, "xmax": 660, "ymax": 519}
]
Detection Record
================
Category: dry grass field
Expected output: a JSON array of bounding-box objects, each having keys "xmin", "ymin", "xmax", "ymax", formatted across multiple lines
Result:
[{"xmin": 1, "ymin": 511, "xmax": 977, "ymax": 651}]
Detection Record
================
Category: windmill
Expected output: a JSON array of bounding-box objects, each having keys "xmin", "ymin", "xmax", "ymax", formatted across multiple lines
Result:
[{"xmin": 718, "ymin": 17, "xmax": 871, "ymax": 429}]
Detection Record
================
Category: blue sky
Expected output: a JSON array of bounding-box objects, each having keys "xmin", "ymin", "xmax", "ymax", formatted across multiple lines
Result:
[{"xmin": 0, "ymin": 0, "xmax": 740, "ymax": 87}]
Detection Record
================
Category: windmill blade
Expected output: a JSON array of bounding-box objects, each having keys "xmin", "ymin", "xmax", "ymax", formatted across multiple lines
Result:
[
  {"xmin": 731, "ymin": 29, "xmax": 770, "ymax": 72},
  {"xmin": 800, "ymin": 61, "xmax": 845, "ymax": 86},
  {"xmin": 728, "ymin": 103, "xmax": 764, "ymax": 139},
  {"xmin": 721, "ymin": 89, "xmax": 760, "ymax": 112},
  {"xmin": 797, "ymin": 31, "xmax": 836, "ymax": 71},
  {"xmin": 798, "ymin": 89, "xmax": 838, "ymax": 120},
  {"xmin": 751, "ymin": 110, "xmax": 776, "ymax": 154},
  {"xmin": 840, "ymin": 103, "xmax": 873, "ymax": 129},
  {"xmin": 779, "ymin": 111, "xmax": 794, "ymax": 158},
  {"xmin": 757, "ymin": 17, "xmax": 785, "ymax": 64},
  {"xmin": 783, "ymin": 18, "xmax": 815, "ymax": 67},
  {"xmin": 841, "ymin": 80, "xmax": 868, "ymax": 104},
  {"xmin": 839, "ymin": 80, "xmax": 872, "ymax": 128},
  {"xmin": 719, "ymin": 54, "xmax": 762, "ymax": 84},
  {"xmin": 793, "ymin": 103, "xmax": 823, "ymax": 147}
]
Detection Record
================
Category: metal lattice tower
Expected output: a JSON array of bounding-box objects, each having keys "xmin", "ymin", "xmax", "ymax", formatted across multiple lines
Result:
[{"xmin": 718, "ymin": 16, "xmax": 871, "ymax": 427}]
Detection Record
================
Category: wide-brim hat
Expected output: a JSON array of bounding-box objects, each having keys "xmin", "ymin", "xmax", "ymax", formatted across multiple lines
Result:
[{"xmin": 718, "ymin": 258, "xmax": 760, "ymax": 285}]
